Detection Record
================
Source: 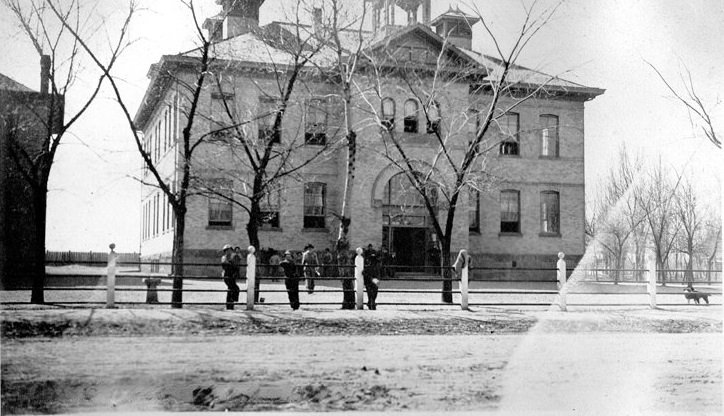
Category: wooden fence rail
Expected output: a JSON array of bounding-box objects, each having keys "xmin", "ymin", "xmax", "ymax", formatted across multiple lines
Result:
[{"xmin": 45, "ymin": 250, "xmax": 140, "ymax": 264}]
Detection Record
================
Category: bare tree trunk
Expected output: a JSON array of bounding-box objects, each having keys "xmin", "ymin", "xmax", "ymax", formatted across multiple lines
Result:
[
  {"xmin": 30, "ymin": 187, "xmax": 47, "ymax": 304},
  {"xmin": 171, "ymin": 205, "xmax": 186, "ymax": 308}
]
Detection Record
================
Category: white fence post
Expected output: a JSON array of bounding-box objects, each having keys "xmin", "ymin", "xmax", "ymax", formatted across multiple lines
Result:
[
  {"xmin": 106, "ymin": 243, "xmax": 117, "ymax": 309},
  {"xmin": 355, "ymin": 247, "xmax": 364, "ymax": 310},
  {"xmin": 647, "ymin": 256, "xmax": 657, "ymax": 309},
  {"xmin": 246, "ymin": 247, "xmax": 256, "ymax": 310},
  {"xmin": 557, "ymin": 252, "xmax": 567, "ymax": 311},
  {"xmin": 454, "ymin": 249, "xmax": 470, "ymax": 311}
]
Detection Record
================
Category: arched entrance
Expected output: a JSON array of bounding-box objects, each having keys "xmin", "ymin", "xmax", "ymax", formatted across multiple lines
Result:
[{"xmin": 381, "ymin": 172, "xmax": 439, "ymax": 273}]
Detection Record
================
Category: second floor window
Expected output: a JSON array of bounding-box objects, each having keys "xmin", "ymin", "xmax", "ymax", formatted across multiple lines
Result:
[
  {"xmin": 210, "ymin": 91, "xmax": 236, "ymax": 140},
  {"xmin": 498, "ymin": 112, "xmax": 520, "ymax": 156},
  {"xmin": 541, "ymin": 191, "xmax": 560, "ymax": 234},
  {"xmin": 305, "ymin": 98, "xmax": 327, "ymax": 145},
  {"xmin": 404, "ymin": 99, "xmax": 419, "ymax": 133},
  {"xmin": 258, "ymin": 97, "xmax": 281, "ymax": 144},
  {"xmin": 426, "ymin": 101, "xmax": 441, "ymax": 135},
  {"xmin": 208, "ymin": 179, "xmax": 233, "ymax": 227},
  {"xmin": 540, "ymin": 114, "xmax": 559, "ymax": 157},
  {"xmin": 500, "ymin": 190, "xmax": 520, "ymax": 233},
  {"xmin": 303, "ymin": 182, "xmax": 326, "ymax": 228},
  {"xmin": 381, "ymin": 97, "xmax": 395, "ymax": 131}
]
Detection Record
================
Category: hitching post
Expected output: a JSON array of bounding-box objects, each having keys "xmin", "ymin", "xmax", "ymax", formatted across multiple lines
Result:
[
  {"xmin": 106, "ymin": 243, "xmax": 118, "ymax": 308},
  {"xmin": 246, "ymin": 246, "xmax": 256, "ymax": 310},
  {"xmin": 647, "ymin": 256, "xmax": 657, "ymax": 309},
  {"xmin": 354, "ymin": 247, "xmax": 364, "ymax": 310},
  {"xmin": 557, "ymin": 252, "xmax": 567, "ymax": 311}
]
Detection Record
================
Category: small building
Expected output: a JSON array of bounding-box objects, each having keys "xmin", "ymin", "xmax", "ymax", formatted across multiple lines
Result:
[
  {"xmin": 0, "ymin": 57, "xmax": 64, "ymax": 288},
  {"xmin": 134, "ymin": 0, "xmax": 603, "ymax": 278}
]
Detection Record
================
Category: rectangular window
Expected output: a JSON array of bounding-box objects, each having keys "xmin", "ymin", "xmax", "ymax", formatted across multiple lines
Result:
[
  {"xmin": 469, "ymin": 189, "xmax": 480, "ymax": 232},
  {"xmin": 540, "ymin": 114, "xmax": 559, "ymax": 157},
  {"xmin": 305, "ymin": 98, "xmax": 328, "ymax": 145},
  {"xmin": 500, "ymin": 190, "xmax": 520, "ymax": 233},
  {"xmin": 210, "ymin": 90, "xmax": 236, "ymax": 140},
  {"xmin": 208, "ymin": 179, "xmax": 233, "ymax": 227},
  {"xmin": 258, "ymin": 97, "xmax": 281, "ymax": 144},
  {"xmin": 541, "ymin": 191, "xmax": 560, "ymax": 234},
  {"xmin": 498, "ymin": 112, "xmax": 520, "ymax": 156},
  {"xmin": 303, "ymin": 182, "xmax": 326, "ymax": 228},
  {"xmin": 258, "ymin": 190, "xmax": 280, "ymax": 229}
]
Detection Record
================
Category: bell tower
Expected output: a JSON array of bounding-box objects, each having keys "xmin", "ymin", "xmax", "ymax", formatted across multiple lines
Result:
[{"xmin": 366, "ymin": 0, "xmax": 431, "ymax": 32}]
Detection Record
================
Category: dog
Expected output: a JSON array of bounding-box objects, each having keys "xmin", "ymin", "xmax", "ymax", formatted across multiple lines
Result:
[{"xmin": 684, "ymin": 287, "xmax": 710, "ymax": 305}]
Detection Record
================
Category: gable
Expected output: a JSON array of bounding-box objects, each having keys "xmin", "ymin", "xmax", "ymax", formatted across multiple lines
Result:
[{"xmin": 367, "ymin": 24, "xmax": 482, "ymax": 71}]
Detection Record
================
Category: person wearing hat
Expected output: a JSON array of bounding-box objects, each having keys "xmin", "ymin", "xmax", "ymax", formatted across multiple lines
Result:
[
  {"xmin": 302, "ymin": 244, "xmax": 319, "ymax": 294},
  {"xmin": 279, "ymin": 250, "xmax": 300, "ymax": 310},
  {"xmin": 220, "ymin": 244, "xmax": 239, "ymax": 310}
]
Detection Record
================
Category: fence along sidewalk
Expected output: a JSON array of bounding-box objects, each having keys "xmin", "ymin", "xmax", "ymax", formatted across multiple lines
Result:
[{"xmin": 46, "ymin": 250, "xmax": 140, "ymax": 264}]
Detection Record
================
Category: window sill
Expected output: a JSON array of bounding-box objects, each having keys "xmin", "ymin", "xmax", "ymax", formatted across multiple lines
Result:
[
  {"xmin": 538, "ymin": 155, "xmax": 560, "ymax": 160},
  {"xmin": 259, "ymin": 227, "xmax": 283, "ymax": 232},
  {"xmin": 539, "ymin": 232, "xmax": 561, "ymax": 238},
  {"xmin": 206, "ymin": 224, "xmax": 234, "ymax": 230},
  {"xmin": 469, "ymin": 229, "xmax": 481, "ymax": 235},
  {"xmin": 302, "ymin": 227, "xmax": 328, "ymax": 233},
  {"xmin": 498, "ymin": 232, "xmax": 522, "ymax": 237},
  {"xmin": 498, "ymin": 154, "xmax": 521, "ymax": 158}
]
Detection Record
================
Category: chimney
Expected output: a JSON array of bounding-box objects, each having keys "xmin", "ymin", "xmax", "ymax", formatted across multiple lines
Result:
[
  {"xmin": 312, "ymin": 7, "xmax": 323, "ymax": 35},
  {"xmin": 422, "ymin": 0, "xmax": 431, "ymax": 24},
  {"xmin": 203, "ymin": 17, "xmax": 223, "ymax": 42},
  {"xmin": 40, "ymin": 54, "xmax": 50, "ymax": 94}
]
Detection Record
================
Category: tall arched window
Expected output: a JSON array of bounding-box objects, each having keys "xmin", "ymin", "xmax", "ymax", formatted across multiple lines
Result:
[
  {"xmin": 426, "ymin": 101, "xmax": 441, "ymax": 134},
  {"xmin": 404, "ymin": 99, "xmax": 419, "ymax": 133},
  {"xmin": 381, "ymin": 97, "xmax": 395, "ymax": 131},
  {"xmin": 540, "ymin": 114, "xmax": 559, "ymax": 157}
]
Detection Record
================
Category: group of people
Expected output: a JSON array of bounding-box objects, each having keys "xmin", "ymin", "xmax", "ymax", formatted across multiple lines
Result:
[{"xmin": 220, "ymin": 243, "xmax": 383, "ymax": 310}]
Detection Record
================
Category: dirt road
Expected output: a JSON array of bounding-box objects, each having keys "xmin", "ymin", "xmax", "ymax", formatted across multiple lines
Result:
[{"xmin": 2, "ymin": 332, "xmax": 721, "ymax": 414}]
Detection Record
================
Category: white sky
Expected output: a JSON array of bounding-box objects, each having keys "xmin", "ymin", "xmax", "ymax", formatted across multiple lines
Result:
[{"xmin": 0, "ymin": 0, "xmax": 721, "ymax": 252}]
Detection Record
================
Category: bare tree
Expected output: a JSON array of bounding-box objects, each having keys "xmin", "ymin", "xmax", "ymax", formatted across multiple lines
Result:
[
  {"xmin": 673, "ymin": 174, "xmax": 710, "ymax": 287},
  {"xmin": 49, "ymin": 0, "xmax": 244, "ymax": 307},
  {"xmin": 2, "ymin": 0, "xmax": 126, "ymax": 302},
  {"xmin": 590, "ymin": 145, "xmax": 645, "ymax": 283},
  {"xmin": 646, "ymin": 61, "xmax": 720, "ymax": 149},
  {"xmin": 359, "ymin": 1, "xmax": 564, "ymax": 302},
  {"xmin": 636, "ymin": 159, "xmax": 683, "ymax": 285}
]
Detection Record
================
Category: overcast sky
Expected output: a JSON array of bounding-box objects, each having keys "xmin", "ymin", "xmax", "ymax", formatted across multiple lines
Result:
[{"xmin": 0, "ymin": 0, "xmax": 721, "ymax": 252}]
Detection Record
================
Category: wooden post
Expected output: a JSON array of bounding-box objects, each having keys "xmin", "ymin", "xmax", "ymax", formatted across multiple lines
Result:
[
  {"xmin": 557, "ymin": 252, "xmax": 567, "ymax": 311},
  {"xmin": 246, "ymin": 247, "xmax": 256, "ymax": 310},
  {"xmin": 106, "ymin": 243, "xmax": 117, "ymax": 308},
  {"xmin": 647, "ymin": 256, "xmax": 657, "ymax": 309},
  {"xmin": 454, "ymin": 249, "xmax": 470, "ymax": 311},
  {"xmin": 355, "ymin": 247, "xmax": 364, "ymax": 310}
]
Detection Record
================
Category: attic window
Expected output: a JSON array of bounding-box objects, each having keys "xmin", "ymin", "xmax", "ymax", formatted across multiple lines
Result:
[
  {"xmin": 381, "ymin": 97, "xmax": 395, "ymax": 131},
  {"xmin": 404, "ymin": 99, "xmax": 419, "ymax": 133}
]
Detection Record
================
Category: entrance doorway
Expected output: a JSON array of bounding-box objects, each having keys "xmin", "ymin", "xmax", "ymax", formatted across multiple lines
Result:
[{"xmin": 383, "ymin": 226, "xmax": 430, "ymax": 272}]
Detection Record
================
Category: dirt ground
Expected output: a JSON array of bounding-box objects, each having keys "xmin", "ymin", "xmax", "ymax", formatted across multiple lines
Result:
[{"xmin": 1, "ymin": 306, "xmax": 722, "ymax": 414}]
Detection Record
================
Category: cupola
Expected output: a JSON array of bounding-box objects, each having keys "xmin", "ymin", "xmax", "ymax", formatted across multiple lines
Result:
[
  {"xmin": 203, "ymin": 0, "xmax": 266, "ymax": 41},
  {"xmin": 430, "ymin": 6, "xmax": 479, "ymax": 50}
]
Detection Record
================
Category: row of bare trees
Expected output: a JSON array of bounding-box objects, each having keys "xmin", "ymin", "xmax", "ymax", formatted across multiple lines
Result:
[
  {"xmin": 6, "ymin": 0, "xmax": 584, "ymax": 304},
  {"xmin": 587, "ymin": 145, "xmax": 721, "ymax": 285}
]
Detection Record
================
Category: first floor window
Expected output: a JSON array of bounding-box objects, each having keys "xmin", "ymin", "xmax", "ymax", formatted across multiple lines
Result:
[
  {"xmin": 303, "ymin": 182, "xmax": 326, "ymax": 228},
  {"xmin": 258, "ymin": 190, "xmax": 280, "ymax": 229},
  {"xmin": 469, "ymin": 188, "xmax": 480, "ymax": 232},
  {"xmin": 541, "ymin": 191, "xmax": 560, "ymax": 234},
  {"xmin": 208, "ymin": 179, "xmax": 233, "ymax": 226},
  {"xmin": 500, "ymin": 190, "xmax": 520, "ymax": 233}
]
